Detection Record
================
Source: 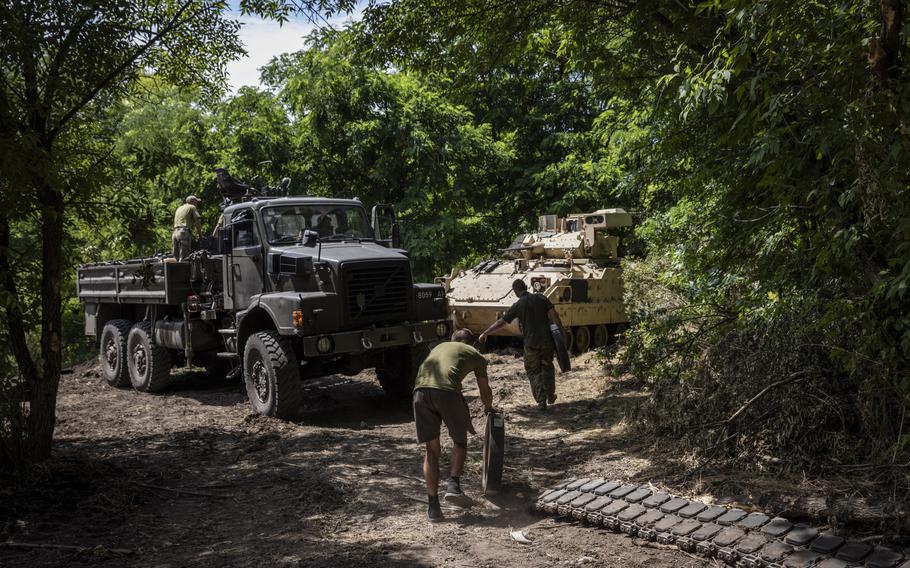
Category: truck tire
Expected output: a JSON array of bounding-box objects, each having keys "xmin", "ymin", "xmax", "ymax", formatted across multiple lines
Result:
[
  {"xmin": 99, "ymin": 319, "xmax": 133, "ymax": 388},
  {"xmin": 243, "ymin": 331, "xmax": 302, "ymax": 419},
  {"xmin": 376, "ymin": 343, "xmax": 430, "ymax": 400},
  {"xmin": 127, "ymin": 322, "xmax": 172, "ymax": 393}
]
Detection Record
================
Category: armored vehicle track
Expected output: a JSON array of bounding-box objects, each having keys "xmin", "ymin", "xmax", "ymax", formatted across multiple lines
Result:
[{"xmin": 536, "ymin": 479, "xmax": 907, "ymax": 568}]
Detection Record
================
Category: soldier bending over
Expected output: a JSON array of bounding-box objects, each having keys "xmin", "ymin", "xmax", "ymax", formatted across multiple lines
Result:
[
  {"xmin": 413, "ymin": 329, "xmax": 494, "ymax": 522},
  {"xmin": 479, "ymin": 279, "xmax": 565, "ymax": 411}
]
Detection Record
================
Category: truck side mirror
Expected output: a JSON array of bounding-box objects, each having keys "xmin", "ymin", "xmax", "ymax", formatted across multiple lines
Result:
[
  {"xmin": 371, "ymin": 204, "xmax": 397, "ymax": 246},
  {"xmin": 218, "ymin": 227, "xmax": 232, "ymax": 253},
  {"xmin": 391, "ymin": 222, "xmax": 401, "ymax": 248}
]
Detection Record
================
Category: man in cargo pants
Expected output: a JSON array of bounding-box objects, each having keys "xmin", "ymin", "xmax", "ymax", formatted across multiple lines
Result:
[
  {"xmin": 172, "ymin": 195, "xmax": 202, "ymax": 261},
  {"xmin": 414, "ymin": 328, "xmax": 494, "ymax": 522},
  {"xmin": 479, "ymin": 279, "xmax": 565, "ymax": 411}
]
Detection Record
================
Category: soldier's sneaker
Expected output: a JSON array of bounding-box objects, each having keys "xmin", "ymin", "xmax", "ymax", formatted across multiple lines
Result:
[
  {"xmin": 427, "ymin": 501, "xmax": 444, "ymax": 523},
  {"xmin": 444, "ymin": 486, "xmax": 474, "ymax": 508},
  {"xmin": 547, "ymin": 393, "xmax": 558, "ymax": 404}
]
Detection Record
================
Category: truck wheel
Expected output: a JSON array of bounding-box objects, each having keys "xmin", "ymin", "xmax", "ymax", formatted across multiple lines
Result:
[
  {"xmin": 243, "ymin": 331, "xmax": 302, "ymax": 419},
  {"xmin": 376, "ymin": 344, "xmax": 430, "ymax": 399},
  {"xmin": 127, "ymin": 322, "xmax": 172, "ymax": 393},
  {"xmin": 99, "ymin": 319, "xmax": 133, "ymax": 388}
]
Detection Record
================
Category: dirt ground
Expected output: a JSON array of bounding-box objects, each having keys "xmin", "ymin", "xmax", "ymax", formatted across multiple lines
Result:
[
  {"xmin": 2, "ymin": 349, "xmax": 905, "ymax": 567},
  {"xmin": 0, "ymin": 350, "xmax": 718, "ymax": 568}
]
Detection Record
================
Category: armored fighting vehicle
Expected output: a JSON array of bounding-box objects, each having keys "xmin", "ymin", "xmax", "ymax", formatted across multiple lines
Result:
[
  {"xmin": 441, "ymin": 209, "xmax": 632, "ymax": 353},
  {"xmin": 77, "ymin": 177, "xmax": 449, "ymax": 419}
]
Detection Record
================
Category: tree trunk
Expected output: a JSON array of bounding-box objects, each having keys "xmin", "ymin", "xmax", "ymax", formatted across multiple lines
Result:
[
  {"xmin": 0, "ymin": 214, "xmax": 38, "ymax": 387},
  {"xmin": 870, "ymin": 0, "xmax": 902, "ymax": 86},
  {"xmin": 27, "ymin": 181, "xmax": 65, "ymax": 462}
]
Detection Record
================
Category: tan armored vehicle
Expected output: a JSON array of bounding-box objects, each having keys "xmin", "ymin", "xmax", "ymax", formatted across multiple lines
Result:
[{"xmin": 441, "ymin": 209, "xmax": 632, "ymax": 352}]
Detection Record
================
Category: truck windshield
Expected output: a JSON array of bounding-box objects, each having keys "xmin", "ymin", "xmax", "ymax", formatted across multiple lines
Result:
[{"xmin": 261, "ymin": 204, "xmax": 372, "ymax": 244}]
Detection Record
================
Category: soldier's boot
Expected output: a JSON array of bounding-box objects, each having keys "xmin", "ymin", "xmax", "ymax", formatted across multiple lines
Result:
[
  {"xmin": 444, "ymin": 477, "xmax": 473, "ymax": 508},
  {"xmin": 427, "ymin": 495, "xmax": 444, "ymax": 523}
]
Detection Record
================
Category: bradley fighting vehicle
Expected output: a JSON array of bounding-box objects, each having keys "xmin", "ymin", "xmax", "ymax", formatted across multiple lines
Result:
[
  {"xmin": 441, "ymin": 209, "xmax": 632, "ymax": 353},
  {"xmin": 77, "ymin": 171, "xmax": 450, "ymax": 419}
]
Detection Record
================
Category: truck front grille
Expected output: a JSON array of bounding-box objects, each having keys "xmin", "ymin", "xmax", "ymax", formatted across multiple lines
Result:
[{"xmin": 344, "ymin": 262, "xmax": 411, "ymax": 324}]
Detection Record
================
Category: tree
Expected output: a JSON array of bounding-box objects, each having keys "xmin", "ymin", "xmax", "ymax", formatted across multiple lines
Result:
[
  {"xmin": 262, "ymin": 31, "xmax": 514, "ymax": 278},
  {"xmin": 0, "ymin": 0, "xmax": 351, "ymax": 466},
  {"xmin": 358, "ymin": 0, "xmax": 910, "ymax": 464}
]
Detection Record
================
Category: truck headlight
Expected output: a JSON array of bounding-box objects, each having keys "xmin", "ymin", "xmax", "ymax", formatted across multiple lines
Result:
[
  {"xmin": 316, "ymin": 335, "xmax": 334, "ymax": 354},
  {"xmin": 435, "ymin": 321, "xmax": 449, "ymax": 338}
]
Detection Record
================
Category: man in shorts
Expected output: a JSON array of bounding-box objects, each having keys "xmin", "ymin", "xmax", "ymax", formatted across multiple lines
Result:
[{"xmin": 413, "ymin": 329, "xmax": 494, "ymax": 522}]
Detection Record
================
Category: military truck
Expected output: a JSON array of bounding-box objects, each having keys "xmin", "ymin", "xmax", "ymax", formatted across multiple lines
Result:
[
  {"xmin": 441, "ymin": 209, "xmax": 632, "ymax": 352},
  {"xmin": 77, "ymin": 194, "xmax": 450, "ymax": 419}
]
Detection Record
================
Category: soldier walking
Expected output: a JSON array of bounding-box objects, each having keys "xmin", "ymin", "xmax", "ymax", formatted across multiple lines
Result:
[
  {"xmin": 413, "ymin": 329, "xmax": 494, "ymax": 522},
  {"xmin": 479, "ymin": 279, "xmax": 565, "ymax": 411},
  {"xmin": 172, "ymin": 195, "xmax": 202, "ymax": 261}
]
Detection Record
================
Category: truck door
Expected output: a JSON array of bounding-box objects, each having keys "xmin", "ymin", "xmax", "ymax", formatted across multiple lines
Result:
[{"xmin": 225, "ymin": 216, "xmax": 265, "ymax": 311}]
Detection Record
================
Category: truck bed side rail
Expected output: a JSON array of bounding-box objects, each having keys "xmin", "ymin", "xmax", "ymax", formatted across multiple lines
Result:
[{"xmin": 77, "ymin": 260, "xmax": 193, "ymax": 305}]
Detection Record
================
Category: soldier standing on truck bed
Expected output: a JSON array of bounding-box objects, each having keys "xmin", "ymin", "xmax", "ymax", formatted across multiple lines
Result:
[
  {"xmin": 172, "ymin": 195, "xmax": 202, "ymax": 261},
  {"xmin": 479, "ymin": 279, "xmax": 566, "ymax": 411},
  {"xmin": 414, "ymin": 328, "xmax": 494, "ymax": 522}
]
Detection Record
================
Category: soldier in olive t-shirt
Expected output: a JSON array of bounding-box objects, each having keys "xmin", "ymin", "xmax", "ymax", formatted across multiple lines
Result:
[
  {"xmin": 413, "ymin": 329, "xmax": 494, "ymax": 522},
  {"xmin": 414, "ymin": 341, "xmax": 488, "ymax": 392},
  {"xmin": 172, "ymin": 195, "xmax": 202, "ymax": 261}
]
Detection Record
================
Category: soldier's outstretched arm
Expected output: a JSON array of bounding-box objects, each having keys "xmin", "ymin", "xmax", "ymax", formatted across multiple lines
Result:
[{"xmin": 478, "ymin": 319, "xmax": 506, "ymax": 343}]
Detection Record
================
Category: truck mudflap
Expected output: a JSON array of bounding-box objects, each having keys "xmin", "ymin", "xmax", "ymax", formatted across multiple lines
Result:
[
  {"xmin": 533, "ymin": 478, "xmax": 907, "ymax": 568},
  {"xmin": 298, "ymin": 320, "xmax": 448, "ymax": 358}
]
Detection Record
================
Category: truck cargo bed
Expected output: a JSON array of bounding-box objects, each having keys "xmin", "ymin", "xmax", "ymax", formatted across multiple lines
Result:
[{"xmin": 77, "ymin": 259, "xmax": 196, "ymax": 305}]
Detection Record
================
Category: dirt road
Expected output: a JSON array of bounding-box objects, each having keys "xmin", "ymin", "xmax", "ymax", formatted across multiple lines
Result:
[{"xmin": 0, "ymin": 351, "xmax": 708, "ymax": 567}]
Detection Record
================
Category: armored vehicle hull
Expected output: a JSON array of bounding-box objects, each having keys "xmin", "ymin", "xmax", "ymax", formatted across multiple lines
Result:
[{"xmin": 442, "ymin": 209, "xmax": 631, "ymax": 353}]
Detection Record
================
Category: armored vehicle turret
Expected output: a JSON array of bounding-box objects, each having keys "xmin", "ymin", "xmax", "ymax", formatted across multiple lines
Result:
[{"xmin": 441, "ymin": 209, "xmax": 632, "ymax": 352}]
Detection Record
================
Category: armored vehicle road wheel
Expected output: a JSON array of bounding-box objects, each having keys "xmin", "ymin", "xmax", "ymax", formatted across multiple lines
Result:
[
  {"xmin": 593, "ymin": 325, "xmax": 609, "ymax": 348},
  {"xmin": 377, "ymin": 343, "xmax": 430, "ymax": 399},
  {"xmin": 127, "ymin": 322, "xmax": 172, "ymax": 393},
  {"xmin": 243, "ymin": 331, "xmax": 302, "ymax": 419},
  {"xmin": 574, "ymin": 326, "xmax": 591, "ymax": 353},
  {"xmin": 564, "ymin": 328, "xmax": 574, "ymax": 354},
  {"xmin": 99, "ymin": 319, "xmax": 133, "ymax": 388},
  {"xmin": 482, "ymin": 411, "xmax": 505, "ymax": 494}
]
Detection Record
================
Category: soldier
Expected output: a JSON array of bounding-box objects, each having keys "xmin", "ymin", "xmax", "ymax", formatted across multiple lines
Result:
[
  {"xmin": 414, "ymin": 328, "xmax": 494, "ymax": 522},
  {"xmin": 479, "ymin": 279, "xmax": 565, "ymax": 411},
  {"xmin": 172, "ymin": 195, "xmax": 202, "ymax": 261}
]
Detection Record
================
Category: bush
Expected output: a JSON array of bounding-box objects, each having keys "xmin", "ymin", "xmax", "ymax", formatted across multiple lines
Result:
[{"xmin": 618, "ymin": 254, "xmax": 909, "ymax": 469}]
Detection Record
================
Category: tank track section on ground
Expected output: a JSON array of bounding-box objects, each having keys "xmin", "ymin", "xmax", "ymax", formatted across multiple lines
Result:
[{"xmin": 535, "ymin": 479, "xmax": 907, "ymax": 568}]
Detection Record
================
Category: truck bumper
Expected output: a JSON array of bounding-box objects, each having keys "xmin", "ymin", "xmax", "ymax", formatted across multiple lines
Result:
[{"xmin": 298, "ymin": 320, "xmax": 450, "ymax": 358}]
